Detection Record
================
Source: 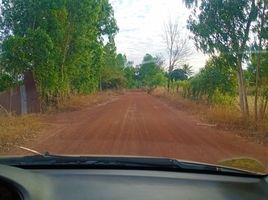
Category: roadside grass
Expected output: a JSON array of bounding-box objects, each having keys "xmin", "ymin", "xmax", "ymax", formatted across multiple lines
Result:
[
  {"xmin": 152, "ymin": 87, "xmax": 207, "ymax": 115},
  {"xmin": 56, "ymin": 90, "xmax": 120, "ymax": 112},
  {"xmin": 151, "ymin": 87, "xmax": 268, "ymax": 145},
  {"xmin": 218, "ymin": 158, "xmax": 266, "ymax": 174},
  {"xmin": 0, "ymin": 114, "xmax": 42, "ymax": 152},
  {"xmin": 206, "ymin": 106, "xmax": 248, "ymax": 129}
]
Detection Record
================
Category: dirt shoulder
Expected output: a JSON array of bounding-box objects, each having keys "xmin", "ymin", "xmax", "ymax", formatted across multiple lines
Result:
[
  {"xmin": 151, "ymin": 88, "xmax": 268, "ymax": 147},
  {"xmin": 0, "ymin": 91, "xmax": 118, "ymax": 153}
]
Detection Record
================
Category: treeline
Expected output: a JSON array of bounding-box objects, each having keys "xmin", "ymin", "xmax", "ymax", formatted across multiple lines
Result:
[
  {"xmin": 169, "ymin": 50, "xmax": 268, "ymax": 120},
  {"xmin": 123, "ymin": 53, "xmax": 193, "ymax": 92},
  {"xmin": 0, "ymin": 0, "xmax": 119, "ymax": 107}
]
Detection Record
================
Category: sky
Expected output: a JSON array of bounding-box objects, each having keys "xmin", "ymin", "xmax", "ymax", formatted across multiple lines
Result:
[{"xmin": 110, "ymin": 0, "xmax": 208, "ymax": 73}]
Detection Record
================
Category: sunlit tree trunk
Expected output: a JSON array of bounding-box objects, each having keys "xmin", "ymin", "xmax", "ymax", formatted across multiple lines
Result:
[
  {"xmin": 254, "ymin": 1, "xmax": 266, "ymax": 120},
  {"xmin": 254, "ymin": 56, "xmax": 260, "ymax": 120},
  {"xmin": 237, "ymin": 60, "xmax": 249, "ymax": 117}
]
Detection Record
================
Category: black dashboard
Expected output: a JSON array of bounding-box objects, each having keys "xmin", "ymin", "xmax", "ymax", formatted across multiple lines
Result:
[{"xmin": 0, "ymin": 164, "xmax": 268, "ymax": 200}]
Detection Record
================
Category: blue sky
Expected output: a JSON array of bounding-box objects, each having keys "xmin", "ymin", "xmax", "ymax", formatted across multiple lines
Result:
[{"xmin": 110, "ymin": 0, "xmax": 208, "ymax": 72}]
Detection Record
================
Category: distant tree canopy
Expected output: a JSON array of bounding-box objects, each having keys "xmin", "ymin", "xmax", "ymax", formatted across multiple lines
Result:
[
  {"xmin": 124, "ymin": 62, "xmax": 139, "ymax": 89},
  {"xmin": 170, "ymin": 69, "xmax": 187, "ymax": 81},
  {"xmin": 138, "ymin": 54, "xmax": 167, "ymax": 89}
]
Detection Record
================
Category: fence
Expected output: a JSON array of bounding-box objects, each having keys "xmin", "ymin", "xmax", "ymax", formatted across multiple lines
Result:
[{"xmin": 0, "ymin": 72, "xmax": 40, "ymax": 115}]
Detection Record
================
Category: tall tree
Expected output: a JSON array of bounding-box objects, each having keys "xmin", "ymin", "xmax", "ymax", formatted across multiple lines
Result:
[
  {"xmin": 249, "ymin": 48, "xmax": 268, "ymax": 120},
  {"xmin": 251, "ymin": 0, "xmax": 268, "ymax": 120},
  {"xmin": 163, "ymin": 19, "xmax": 191, "ymax": 91},
  {"xmin": 187, "ymin": 0, "xmax": 258, "ymax": 116}
]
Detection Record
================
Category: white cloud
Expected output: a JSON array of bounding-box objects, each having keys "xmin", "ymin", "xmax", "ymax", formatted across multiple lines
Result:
[{"xmin": 111, "ymin": 0, "xmax": 208, "ymax": 72}]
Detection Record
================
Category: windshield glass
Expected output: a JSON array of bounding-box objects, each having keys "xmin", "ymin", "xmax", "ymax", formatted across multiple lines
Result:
[{"xmin": 0, "ymin": 0, "xmax": 267, "ymax": 174}]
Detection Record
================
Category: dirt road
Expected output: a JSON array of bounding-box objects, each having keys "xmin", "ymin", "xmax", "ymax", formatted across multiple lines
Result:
[{"xmin": 10, "ymin": 91, "xmax": 268, "ymax": 167}]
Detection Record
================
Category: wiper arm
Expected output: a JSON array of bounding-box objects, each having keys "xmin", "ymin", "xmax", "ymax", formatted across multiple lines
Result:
[
  {"xmin": 173, "ymin": 160, "xmax": 261, "ymax": 175},
  {"xmin": 15, "ymin": 146, "xmax": 46, "ymax": 156}
]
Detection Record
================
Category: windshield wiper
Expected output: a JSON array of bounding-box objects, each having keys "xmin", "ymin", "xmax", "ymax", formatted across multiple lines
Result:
[
  {"xmin": 0, "ymin": 155, "xmax": 262, "ymax": 177},
  {"xmin": 0, "ymin": 155, "xmax": 180, "ymax": 168}
]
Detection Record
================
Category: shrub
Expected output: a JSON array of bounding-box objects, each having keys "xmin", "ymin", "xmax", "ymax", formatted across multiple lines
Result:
[{"xmin": 211, "ymin": 89, "xmax": 236, "ymax": 107}]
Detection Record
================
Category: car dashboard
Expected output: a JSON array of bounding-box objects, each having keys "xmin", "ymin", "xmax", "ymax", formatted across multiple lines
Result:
[{"xmin": 0, "ymin": 164, "xmax": 268, "ymax": 200}]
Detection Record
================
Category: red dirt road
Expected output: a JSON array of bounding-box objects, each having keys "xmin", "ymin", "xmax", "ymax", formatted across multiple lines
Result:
[{"xmin": 10, "ymin": 91, "xmax": 268, "ymax": 168}]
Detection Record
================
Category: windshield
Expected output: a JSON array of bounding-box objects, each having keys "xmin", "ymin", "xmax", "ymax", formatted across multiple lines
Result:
[{"xmin": 0, "ymin": 0, "xmax": 267, "ymax": 174}]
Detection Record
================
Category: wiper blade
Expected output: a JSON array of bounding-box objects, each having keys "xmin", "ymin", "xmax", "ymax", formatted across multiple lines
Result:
[
  {"xmin": 0, "ymin": 155, "xmax": 179, "ymax": 169},
  {"xmin": 0, "ymin": 155, "xmax": 261, "ymax": 176}
]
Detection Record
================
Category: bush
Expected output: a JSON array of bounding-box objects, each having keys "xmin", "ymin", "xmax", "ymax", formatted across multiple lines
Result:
[{"xmin": 211, "ymin": 89, "xmax": 236, "ymax": 107}]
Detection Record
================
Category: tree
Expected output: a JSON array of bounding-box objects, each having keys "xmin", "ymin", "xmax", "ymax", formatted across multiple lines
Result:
[
  {"xmin": 0, "ymin": 0, "xmax": 118, "ymax": 106},
  {"xmin": 182, "ymin": 64, "xmax": 194, "ymax": 77},
  {"xmin": 100, "ymin": 44, "xmax": 127, "ymax": 90},
  {"xmin": 124, "ymin": 62, "xmax": 139, "ymax": 89},
  {"xmin": 248, "ymin": 48, "xmax": 268, "ymax": 119},
  {"xmin": 187, "ymin": 0, "xmax": 258, "ymax": 116},
  {"xmin": 138, "ymin": 54, "xmax": 166, "ymax": 90},
  {"xmin": 163, "ymin": 19, "xmax": 191, "ymax": 91},
  {"xmin": 190, "ymin": 56, "xmax": 237, "ymax": 104},
  {"xmin": 251, "ymin": 0, "xmax": 268, "ymax": 120},
  {"xmin": 170, "ymin": 69, "xmax": 187, "ymax": 81}
]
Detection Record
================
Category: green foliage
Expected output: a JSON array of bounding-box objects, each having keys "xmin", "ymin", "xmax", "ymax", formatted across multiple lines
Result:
[
  {"xmin": 247, "ymin": 49, "xmax": 268, "ymax": 87},
  {"xmin": 100, "ymin": 45, "xmax": 127, "ymax": 90},
  {"xmin": 138, "ymin": 54, "xmax": 167, "ymax": 89},
  {"xmin": 0, "ymin": 71, "xmax": 19, "ymax": 92},
  {"xmin": 147, "ymin": 72, "xmax": 167, "ymax": 88},
  {"xmin": 189, "ymin": 56, "xmax": 237, "ymax": 103},
  {"xmin": 124, "ymin": 63, "xmax": 139, "ymax": 89},
  {"xmin": 0, "ymin": 0, "xmax": 118, "ymax": 106},
  {"xmin": 187, "ymin": 0, "xmax": 259, "ymax": 114},
  {"xmin": 211, "ymin": 89, "xmax": 236, "ymax": 107},
  {"xmin": 247, "ymin": 48, "xmax": 268, "ymax": 106},
  {"xmin": 188, "ymin": 0, "xmax": 257, "ymax": 63},
  {"xmin": 177, "ymin": 80, "xmax": 191, "ymax": 98}
]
